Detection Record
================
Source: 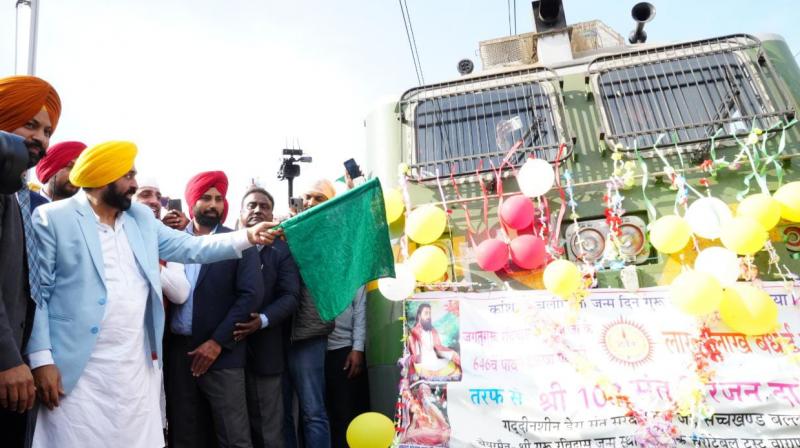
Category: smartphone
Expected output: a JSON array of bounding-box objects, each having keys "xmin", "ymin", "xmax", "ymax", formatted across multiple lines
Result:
[
  {"xmin": 344, "ymin": 158, "xmax": 362, "ymax": 180},
  {"xmin": 167, "ymin": 198, "xmax": 182, "ymax": 213},
  {"xmin": 289, "ymin": 197, "xmax": 304, "ymax": 213}
]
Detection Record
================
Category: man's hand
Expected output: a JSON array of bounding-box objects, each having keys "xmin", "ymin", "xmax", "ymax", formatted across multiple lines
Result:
[
  {"xmin": 247, "ymin": 221, "xmax": 283, "ymax": 246},
  {"xmin": 343, "ymin": 350, "xmax": 365, "ymax": 379},
  {"xmin": 162, "ymin": 210, "xmax": 189, "ymax": 230},
  {"xmin": 0, "ymin": 364, "xmax": 36, "ymax": 412},
  {"xmin": 187, "ymin": 340, "xmax": 221, "ymax": 377},
  {"xmin": 233, "ymin": 313, "xmax": 262, "ymax": 342},
  {"xmin": 32, "ymin": 364, "xmax": 63, "ymax": 411}
]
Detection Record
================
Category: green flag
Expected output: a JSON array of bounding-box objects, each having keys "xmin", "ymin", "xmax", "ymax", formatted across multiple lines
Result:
[{"xmin": 280, "ymin": 178, "xmax": 395, "ymax": 321}]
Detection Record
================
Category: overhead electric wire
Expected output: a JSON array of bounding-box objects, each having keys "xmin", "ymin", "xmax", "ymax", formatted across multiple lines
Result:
[{"xmin": 398, "ymin": 0, "xmax": 424, "ymax": 85}]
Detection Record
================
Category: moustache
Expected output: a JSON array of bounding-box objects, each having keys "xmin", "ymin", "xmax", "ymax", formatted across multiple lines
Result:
[
  {"xmin": 25, "ymin": 140, "xmax": 44, "ymax": 152},
  {"xmin": 201, "ymin": 209, "xmax": 220, "ymax": 217}
]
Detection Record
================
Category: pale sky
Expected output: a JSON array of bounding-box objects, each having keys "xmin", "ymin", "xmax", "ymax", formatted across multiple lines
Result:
[{"xmin": 2, "ymin": 0, "xmax": 798, "ymax": 223}]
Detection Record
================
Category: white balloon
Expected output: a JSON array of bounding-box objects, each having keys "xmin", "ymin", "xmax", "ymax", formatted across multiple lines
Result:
[
  {"xmin": 516, "ymin": 158, "xmax": 554, "ymax": 197},
  {"xmin": 378, "ymin": 263, "xmax": 416, "ymax": 301},
  {"xmin": 694, "ymin": 247, "xmax": 740, "ymax": 287},
  {"xmin": 685, "ymin": 197, "xmax": 733, "ymax": 239}
]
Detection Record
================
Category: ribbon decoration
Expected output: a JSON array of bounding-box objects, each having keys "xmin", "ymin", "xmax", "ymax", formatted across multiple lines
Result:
[
  {"xmin": 398, "ymin": 164, "xmax": 414, "ymax": 261},
  {"xmin": 633, "ymin": 140, "xmax": 659, "ymax": 224},
  {"xmin": 730, "ymin": 119, "xmax": 796, "ymax": 200}
]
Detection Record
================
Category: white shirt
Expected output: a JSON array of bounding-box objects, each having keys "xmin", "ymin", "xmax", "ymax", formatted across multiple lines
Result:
[
  {"xmin": 161, "ymin": 261, "xmax": 190, "ymax": 304},
  {"xmin": 32, "ymin": 215, "xmax": 164, "ymax": 448}
]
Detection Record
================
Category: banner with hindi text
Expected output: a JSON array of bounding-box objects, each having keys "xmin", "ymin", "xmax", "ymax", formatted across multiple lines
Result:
[{"xmin": 395, "ymin": 283, "xmax": 800, "ymax": 448}]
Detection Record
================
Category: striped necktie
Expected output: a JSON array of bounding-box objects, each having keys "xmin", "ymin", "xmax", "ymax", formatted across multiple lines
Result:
[{"xmin": 17, "ymin": 185, "xmax": 42, "ymax": 306}]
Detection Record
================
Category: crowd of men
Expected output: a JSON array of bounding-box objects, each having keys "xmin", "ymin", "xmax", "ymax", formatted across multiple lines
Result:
[{"xmin": 0, "ymin": 75, "xmax": 371, "ymax": 448}]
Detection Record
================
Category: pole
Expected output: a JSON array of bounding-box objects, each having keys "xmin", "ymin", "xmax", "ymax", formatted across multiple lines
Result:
[
  {"xmin": 14, "ymin": 0, "xmax": 39, "ymax": 75},
  {"xmin": 28, "ymin": 0, "xmax": 40, "ymax": 75}
]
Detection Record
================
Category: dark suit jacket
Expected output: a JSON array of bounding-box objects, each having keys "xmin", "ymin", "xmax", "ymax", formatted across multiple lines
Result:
[
  {"xmin": 0, "ymin": 194, "xmax": 34, "ymax": 371},
  {"xmin": 247, "ymin": 239, "xmax": 300, "ymax": 376},
  {"xmin": 29, "ymin": 190, "xmax": 49, "ymax": 212},
  {"xmin": 188, "ymin": 226, "xmax": 263, "ymax": 371}
]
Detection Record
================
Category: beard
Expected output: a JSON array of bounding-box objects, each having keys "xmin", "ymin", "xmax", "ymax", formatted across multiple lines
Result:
[
  {"xmin": 102, "ymin": 183, "xmax": 136, "ymax": 211},
  {"xmin": 25, "ymin": 141, "xmax": 45, "ymax": 168},
  {"xmin": 51, "ymin": 177, "xmax": 78, "ymax": 200},
  {"xmin": 195, "ymin": 210, "xmax": 221, "ymax": 228},
  {"xmin": 420, "ymin": 319, "xmax": 433, "ymax": 331}
]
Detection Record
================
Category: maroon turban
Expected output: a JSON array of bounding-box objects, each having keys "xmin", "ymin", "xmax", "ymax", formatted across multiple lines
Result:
[
  {"xmin": 35, "ymin": 141, "xmax": 87, "ymax": 183},
  {"xmin": 185, "ymin": 171, "xmax": 229, "ymax": 222}
]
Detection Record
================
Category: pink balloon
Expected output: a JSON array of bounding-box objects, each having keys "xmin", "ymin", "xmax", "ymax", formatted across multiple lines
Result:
[
  {"xmin": 510, "ymin": 235, "xmax": 547, "ymax": 270},
  {"xmin": 475, "ymin": 239, "xmax": 509, "ymax": 271},
  {"xmin": 500, "ymin": 195, "xmax": 535, "ymax": 230}
]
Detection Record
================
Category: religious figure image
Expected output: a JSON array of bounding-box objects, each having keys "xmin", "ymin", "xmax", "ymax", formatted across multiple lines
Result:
[
  {"xmin": 399, "ymin": 382, "xmax": 451, "ymax": 447},
  {"xmin": 406, "ymin": 301, "xmax": 462, "ymax": 382}
]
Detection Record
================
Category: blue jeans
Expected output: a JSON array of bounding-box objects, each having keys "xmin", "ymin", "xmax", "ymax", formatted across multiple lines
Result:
[{"xmin": 283, "ymin": 336, "xmax": 330, "ymax": 448}]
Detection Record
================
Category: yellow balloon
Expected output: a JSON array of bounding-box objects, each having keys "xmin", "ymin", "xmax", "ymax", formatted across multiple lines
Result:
[
  {"xmin": 719, "ymin": 284, "xmax": 779, "ymax": 335},
  {"xmin": 346, "ymin": 412, "xmax": 395, "ymax": 448},
  {"xmin": 669, "ymin": 270, "xmax": 723, "ymax": 316},
  {"xmin": 737, "ymin": 193, "xmax": 781, "ymax": 230},
  {"xmin": 384, "ymin": 189, "xmax": 405, "ymax": 223},
  {"xmin": 774, "ymin": 181, "xmax": 800, "ymax": 223},
  {"xmin": 649, "ymin": 215, "xmax": 691, "ymax": 254},
  {"xmin": 719, "ymin": 216, "xmax": 768, "ymax": 255},
  {"xmin": 406, "ymin": 205, "xmax": 447, "ymax": 245},
  {"xmin": 543, "ymin": 259, "xmax": 583, "ymax": 299},
  {"xmin": 408, "ymin": 245, "xmax": 449, "ymax": 283}
]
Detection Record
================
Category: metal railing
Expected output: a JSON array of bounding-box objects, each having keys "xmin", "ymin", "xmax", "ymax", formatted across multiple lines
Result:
[
  {"xmin": 587, "ymin": 34, "xmax": 795, "ymax": 153},
  {"xmin": 399, "ymin": 67, "xmax": 572, "ymax": 179}
]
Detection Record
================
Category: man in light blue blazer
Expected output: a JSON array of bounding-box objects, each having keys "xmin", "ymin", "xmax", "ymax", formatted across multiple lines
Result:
[{"xmin": 24, "ymin": 141, "xmax": 280, "ymax": 447}]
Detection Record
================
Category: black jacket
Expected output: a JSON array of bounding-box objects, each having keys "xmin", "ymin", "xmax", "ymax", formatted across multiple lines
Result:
[
  {"xmin": 184, "ymin": 226, "xmax": 263, "ymax": 370},
  {"xmin": 0, "ymin": 195, "xmax": 34, "ymax": 371},
  {"xmin": 246, "ymin": 239, "xmax": 300, "ymax": 376}
]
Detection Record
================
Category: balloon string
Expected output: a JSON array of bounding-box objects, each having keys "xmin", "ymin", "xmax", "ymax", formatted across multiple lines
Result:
[
  {"xmin": 489, "ymin": 159, "xmax": 512, "ymax": 242},
  {"xmin": 434, "ymin": 167, "xmax": 458, "ymax": 290},
  {"xmin": 450, "ymin": 165, "xmax": 478, "ymax": 248},
  {"xmin": 549, "ymin": 143, "xmax": 568, "ymax": 256},
  {"xmin": 475, "ymin": 162, "xmax": 491, "ymax": 240}
]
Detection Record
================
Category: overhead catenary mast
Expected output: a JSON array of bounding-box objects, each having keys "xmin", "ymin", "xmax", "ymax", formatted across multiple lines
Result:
[{"xmin": 14, "ymin": 0, "xmax": 40, "ymax": 75}]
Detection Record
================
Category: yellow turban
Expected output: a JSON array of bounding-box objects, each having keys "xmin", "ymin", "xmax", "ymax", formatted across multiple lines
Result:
[{"xmin": 69, "ymin": 141, "xmax": 138, "ymax": 188}]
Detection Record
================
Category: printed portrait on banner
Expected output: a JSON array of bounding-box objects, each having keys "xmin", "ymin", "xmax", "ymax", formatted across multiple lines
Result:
[
  {"xmin": 399, "ymin": 382, "xmax": 451, "ymax": 447},
  {"xmin": 405, "ymin": 300, "xmax": 462, "ymax": 382}
]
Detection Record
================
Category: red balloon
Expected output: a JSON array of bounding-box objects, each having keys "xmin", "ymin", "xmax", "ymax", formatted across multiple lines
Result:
[
  {"xmin": 475, "ymin": 239, "xmax": 509, "ymax": 271},
  {"xmin": 500, "ymin": 195, "xmax": 535, "ymax": 230},
  {"xmin": 510, "ymin": 235, "xmax": 547, "ymax": 270}
]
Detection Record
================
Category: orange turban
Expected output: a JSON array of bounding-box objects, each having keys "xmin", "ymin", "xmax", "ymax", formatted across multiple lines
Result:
[
  {"xmin": 70, "ymin": 141, "xmax": 138, "ymax": 188},
  {"xmin": 0, "ymin": 76, "xmax": 61, "ymax": 132},
  {"xmin": 185, "ymin": 171, "xmax": 229, "ymax": 222},
  {"xmin": 36, "ymin": 141, "xmax": 86, "ymax": 183}
]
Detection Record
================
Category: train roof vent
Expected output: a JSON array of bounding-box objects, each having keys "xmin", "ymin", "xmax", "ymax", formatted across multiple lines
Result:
[{"xmin": 479, "ymin": 33, "xmax": 538, "ymax": 69}]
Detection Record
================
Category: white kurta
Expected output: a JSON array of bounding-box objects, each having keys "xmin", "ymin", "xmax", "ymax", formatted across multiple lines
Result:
[{"xmin": 33, "ymin": 216, "xmax": 164, "ymax": 448}]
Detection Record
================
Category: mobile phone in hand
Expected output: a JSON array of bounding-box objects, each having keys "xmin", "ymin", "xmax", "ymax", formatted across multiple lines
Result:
[
  {"xmin": 167, "ymin": 198, "xmax": 182, "ymax": 213},
  {"xmin": 344, "ymin": 158, "xmax": 362, "ymax": 180}
]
